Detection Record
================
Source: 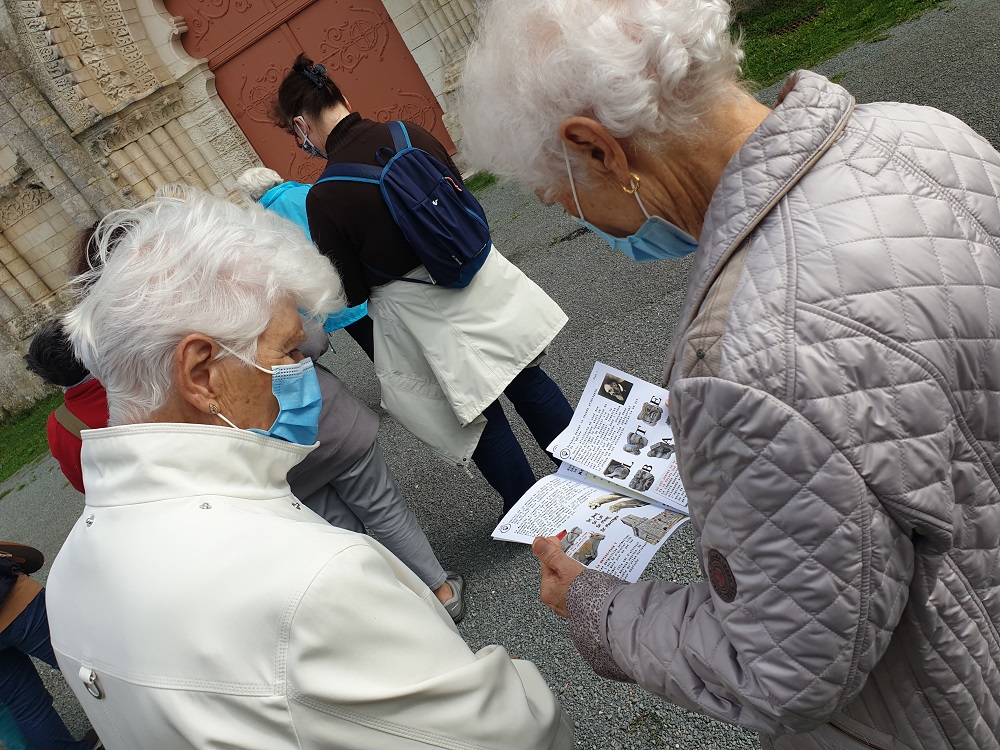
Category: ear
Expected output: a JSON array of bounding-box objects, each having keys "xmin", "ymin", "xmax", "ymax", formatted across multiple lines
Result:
[
  {"xmin": 173, "ymin": 334, "xmax": 223, "ymax": 416},
  {"xmin": 559, "ymin": 117, "xmax": 632, "ymax": 186},
  {"xmin": 342, "ymin": 95, "xmax": 352, "ymax": 112}
]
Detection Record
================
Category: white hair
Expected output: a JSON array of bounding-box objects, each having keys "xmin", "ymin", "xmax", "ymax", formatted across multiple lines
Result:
[
  {"xmin": 64, "ymin": 190, "xmax": 346, "ymax": 426},
  {"xmin": 154, "ymin": 182, "xmax": 192, "ymax": 201},
  {"xmin": 459, "ymin": 0, "xmax": 744, "ymax": 199},
  {"xmin": 236, "ymin": 167, "xmax": 285, "ymax": 203}
]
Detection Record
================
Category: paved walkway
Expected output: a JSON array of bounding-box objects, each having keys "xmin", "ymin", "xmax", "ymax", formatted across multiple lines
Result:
[{"xmin": 1, "ymin": 0, "xmax": 997, "ymax": 747}]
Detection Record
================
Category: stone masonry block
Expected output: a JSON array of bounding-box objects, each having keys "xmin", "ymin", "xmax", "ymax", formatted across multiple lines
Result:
[{"xmin": 383, "ymin": 0, "xmax": 415, "ymax": 20}]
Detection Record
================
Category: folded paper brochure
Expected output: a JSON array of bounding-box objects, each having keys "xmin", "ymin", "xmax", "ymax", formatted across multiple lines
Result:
[{"xmin": 492, "ymin": 362, "xmax": 689, "ymax": 582}]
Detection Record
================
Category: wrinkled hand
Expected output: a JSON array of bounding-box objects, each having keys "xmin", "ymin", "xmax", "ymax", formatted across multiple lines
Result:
[{"xmin": 532, "ymin": 536, "xmax": 587, "ymax": 618}]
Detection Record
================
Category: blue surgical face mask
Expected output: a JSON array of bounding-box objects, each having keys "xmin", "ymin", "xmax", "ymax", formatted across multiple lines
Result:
[
  {"xmin": 562, "ymin": 143, "xmax": 699, "ymax": 262},
  {"xmin": 213, "ymin": 345, "xmax": 322, "ymax": 446}
]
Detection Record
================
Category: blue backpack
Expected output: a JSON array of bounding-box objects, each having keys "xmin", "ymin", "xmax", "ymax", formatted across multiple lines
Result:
[{"xmin": 315, "ymin": 121, "xmax": 492, "ymax": 288}]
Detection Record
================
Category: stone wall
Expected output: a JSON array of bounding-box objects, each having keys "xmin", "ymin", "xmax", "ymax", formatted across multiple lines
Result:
[
  {"xmin": 0, "ymin": 0, "xmax": 478, "ymax": 415},
  {"xmin": 384, "ymin": 0, "xmax": 478, "ymax": 136},
  {"xmin": 0, "ymin": 0, "xmax": 264, "ymax": 414}
]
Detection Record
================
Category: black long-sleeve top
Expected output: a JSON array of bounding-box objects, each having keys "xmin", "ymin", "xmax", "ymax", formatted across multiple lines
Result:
[{"xmin": 306, "ymin": 113, "xmax": 464, "ymax": 307}]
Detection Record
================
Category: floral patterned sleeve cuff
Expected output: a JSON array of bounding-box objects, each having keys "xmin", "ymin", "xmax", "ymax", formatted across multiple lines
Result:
[{"xmin": 566, "ymin": 569, "xmax": 634, "ymax": 683}]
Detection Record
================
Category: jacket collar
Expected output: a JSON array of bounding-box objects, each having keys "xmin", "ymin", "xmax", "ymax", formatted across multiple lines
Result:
[
  {"xmin": 664, "ymin": 71, "xmax": 856, "ymax": 384},
  {"xmin": 65, "ymin": 377, "xmax": 104, "ymax": 401},
  {"xmin": 80, "ymin": 423, "xmax": 314, "ymax": 507},
  {"xmin": 260, "ymin": 181, "xmax": 307, "ymax": 208},
  {"xmin": 323, "ymin": 112, "xmax": 378, "ymax": 157}
]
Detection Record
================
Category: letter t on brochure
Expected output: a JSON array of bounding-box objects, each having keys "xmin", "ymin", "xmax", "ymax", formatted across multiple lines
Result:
[{"xmin": 492, "ymin": 362, "xmax": 689, "ymax": 582}]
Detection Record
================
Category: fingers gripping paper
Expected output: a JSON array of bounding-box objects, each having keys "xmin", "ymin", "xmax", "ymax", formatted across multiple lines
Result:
[{"xmin": 493, "ymin": 362, "xmax": 689, "ymax": 582}]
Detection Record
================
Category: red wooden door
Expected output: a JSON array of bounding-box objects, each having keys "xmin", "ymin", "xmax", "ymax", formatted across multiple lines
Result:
[{"xmin": 165, "ymin": 0, "xmax": 454, "ymax": 183}]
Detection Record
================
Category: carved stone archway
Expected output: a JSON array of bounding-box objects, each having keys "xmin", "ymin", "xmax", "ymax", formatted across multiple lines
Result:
[{"xmin": 163, "ymin": 0, "xmax": 455, "ymax": 182}]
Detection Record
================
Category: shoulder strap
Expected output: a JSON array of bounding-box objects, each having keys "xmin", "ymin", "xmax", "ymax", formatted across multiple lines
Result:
[
  {"xmin": 360, "ymin": 261, "xmax": 432, "ymax": 286},
  {"xmin": 54, "ymin": 402, "xmax": 89, "ymax": 439},
  {"xmin": 315, "ymin": 162, "xmax": 383, "ymax": 185},
  {"xmin": 387, "ymin": 121, "xmax": 412, "ymax": 151}
]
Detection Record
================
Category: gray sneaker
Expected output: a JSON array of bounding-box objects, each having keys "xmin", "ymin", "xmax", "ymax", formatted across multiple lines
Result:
[{"xmin": 441, "ymin": 571, "xmax": 465, "ymax": 623}]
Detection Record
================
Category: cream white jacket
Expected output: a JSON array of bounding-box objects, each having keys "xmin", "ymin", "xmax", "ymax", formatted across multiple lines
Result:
[
  {"xmin": 46, "ymin": 424, "xmax": 573, "ymax": 750},
  {"xmin": 370, "ymin": 247, "xmax": 568, "ymax": 465}
]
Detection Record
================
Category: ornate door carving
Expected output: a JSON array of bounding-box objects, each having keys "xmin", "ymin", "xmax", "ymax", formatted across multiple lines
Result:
[{"xmin": 164, "ymin": 0, "xmax": 454, "ymax": 182}]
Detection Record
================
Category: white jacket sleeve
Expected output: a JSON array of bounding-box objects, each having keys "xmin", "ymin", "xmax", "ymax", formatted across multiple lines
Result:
[{"xmin": 286, "ymin": 539, "xmax": 573, "ymax": 750}]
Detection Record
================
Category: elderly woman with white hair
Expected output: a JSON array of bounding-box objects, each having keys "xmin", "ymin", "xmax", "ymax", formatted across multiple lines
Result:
[
  {"xmin": 43, "ymin": 192, "xmax": 572, "ymax": 749},
  {"xmin": 461, "ymin": 1, "xmax": 1000, "ymax": 748}
]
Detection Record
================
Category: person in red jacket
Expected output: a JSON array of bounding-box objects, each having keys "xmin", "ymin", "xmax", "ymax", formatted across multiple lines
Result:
[{"xmin": 25, "ymin": 320, "xmax": 108, "ymax": 493}]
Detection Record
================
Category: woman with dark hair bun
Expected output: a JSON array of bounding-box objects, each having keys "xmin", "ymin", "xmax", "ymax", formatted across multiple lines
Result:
[{"xmin": 272, "ymin": 54, "xmax": 574, "ymax": 518}]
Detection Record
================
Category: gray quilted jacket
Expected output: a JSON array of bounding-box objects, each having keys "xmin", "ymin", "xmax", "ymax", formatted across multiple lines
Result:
[{"xmin": 566, "ymin": 71, "xmax": 1000, "ymax": 749}]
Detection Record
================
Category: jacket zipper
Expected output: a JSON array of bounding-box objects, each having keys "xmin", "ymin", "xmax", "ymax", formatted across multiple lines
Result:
[{"xmin": 829, "ymin": 718, "xmax": 896, "ymax": 750}]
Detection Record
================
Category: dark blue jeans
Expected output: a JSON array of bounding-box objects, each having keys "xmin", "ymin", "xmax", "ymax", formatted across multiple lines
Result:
[
  {"xmin": 472, "ymin": 365, "xmax": 573, "ymax": 514},
  {"xmin": 0, "ymin": 589, "xmax": 90, "ymax": 749}
]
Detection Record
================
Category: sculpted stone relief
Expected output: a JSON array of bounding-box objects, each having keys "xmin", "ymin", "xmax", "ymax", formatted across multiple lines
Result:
[
  {"xmin": 79, "ymin": 86, "xmax": 187, "ymax": 202},
  {"xmin": 180, "ymin": 74, "xmax": 258, "ymax": 190},
  {"xmin": 0, "ymin": 184, "xmax": 51, "ymax": 233},
  {"xmin": 83, "ymin": 87, "xmax": 185, "ymax": 159},
  {"xmin": 13, "ymin": 0, "xmax": 97, "ymax": 129},
  {"xmin": 0, "ymin": 0, "xmax": 264, "ymax": 407},
  {"xmin": 9, "ymin": 0, "xmax": 162, "ymax": 130}
]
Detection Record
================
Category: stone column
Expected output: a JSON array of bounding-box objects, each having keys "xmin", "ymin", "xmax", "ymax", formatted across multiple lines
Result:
[
  {"xmin": 0, "ymin": 262, "xmax": 29, "ymax": 318},
  {"xmin": 0, "ymin": 44, "xmax": 122, "ymax": 228}
]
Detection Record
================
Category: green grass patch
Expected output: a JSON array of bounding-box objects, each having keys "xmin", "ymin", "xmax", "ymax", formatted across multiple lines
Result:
[
  {"xmin": 737, "ymin": 0, "xmax": 948, "ymax": 86},
  {"xmin": 0, "ymin": 392, "xmax": 61, "ymax": 487},
  {"xmin": 464, "ymin": 171, "xmax": 498, "ymax": 194}
]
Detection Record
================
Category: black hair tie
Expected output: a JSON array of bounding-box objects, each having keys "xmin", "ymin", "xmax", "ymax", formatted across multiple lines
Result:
[{"xmin": 302, "ymin": 63, "xmax": 328, "ymax": 89}]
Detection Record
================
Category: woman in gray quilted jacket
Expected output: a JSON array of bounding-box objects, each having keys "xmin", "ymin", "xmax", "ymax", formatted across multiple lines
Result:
[{"xmin": 461, "ymin": 1, "xmax": 1000, "ymax": 748}]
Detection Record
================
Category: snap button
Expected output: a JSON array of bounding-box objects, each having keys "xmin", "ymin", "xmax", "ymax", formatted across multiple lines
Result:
[
  {"xmin": 79, "ymin": 667, "xmax": 104, "ymax": 699},
  {"xmin": 199, "ymin": 503, "xmax": 212, "ymax": 510},
  {"xmin": 695, "ymin": 348, "xmax": 706, "ymax": 359},
  {"xmin": 291, "ymin": 502, "xmax": 301, "ymax": 510},
  {"xmin": 84, "ymin": 515, "xmax": 94, "ymax": 527}
]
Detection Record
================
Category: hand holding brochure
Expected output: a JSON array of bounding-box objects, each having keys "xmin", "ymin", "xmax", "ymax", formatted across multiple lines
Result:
[{"xmin": 493, "ymin": 362, "xmax": 689, "ymax": 582}]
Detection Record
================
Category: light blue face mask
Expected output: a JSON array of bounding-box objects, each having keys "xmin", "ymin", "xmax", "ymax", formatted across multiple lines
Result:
[
  {"xmin": 213, "ymin": 346, "xmax": 322, "ymax": 446},
  {"xmin": 562, "ymin": 143, "xmax": 699, "ymax": 262}
]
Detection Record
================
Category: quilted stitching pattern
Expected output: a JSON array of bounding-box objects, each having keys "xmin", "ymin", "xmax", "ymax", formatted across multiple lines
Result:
[
  {"xmin": 673, "ymin": 378, "xmax": 910, "ymax": 727},
  {"xmin": 618, "ymin": 72, "xmax": 1000, "ymax": 746}
]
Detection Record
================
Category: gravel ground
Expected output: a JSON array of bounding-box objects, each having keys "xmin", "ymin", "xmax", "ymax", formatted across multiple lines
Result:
[{"xmin": 1, "ymin": 0, "xmax": 998, "ymax": 746}]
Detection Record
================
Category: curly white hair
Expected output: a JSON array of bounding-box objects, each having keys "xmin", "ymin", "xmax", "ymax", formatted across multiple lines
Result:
[
  {"xmin": 459, "ymin": 0, "xmax": 744, "ymax": 199},
  {"xmin": 236, "ymin": 167, "xmax": 285, "ymax": 203},
  {"xmin": 65, "ymin": 189, "xmax": 345, "ymax": 425}
]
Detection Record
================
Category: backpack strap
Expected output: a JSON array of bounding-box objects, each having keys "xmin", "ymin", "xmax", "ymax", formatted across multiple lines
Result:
[
  {"xmin": 314, "ymin": 123, "xmax": 432, "ymax": 286},
  {"xmin": 360, "ymin": 261, "xmax": 433, "ymax": 286},
  {"xmin": 54, "ymin": 402, "xmax": 89, "ymax": 439},
  {"xmin": 315, "ymin": 162, "xmax": 383, "ymax": 185},
  {"xmin": 387, "ymin": 121, "xmax": 412, "ymax": 151}
]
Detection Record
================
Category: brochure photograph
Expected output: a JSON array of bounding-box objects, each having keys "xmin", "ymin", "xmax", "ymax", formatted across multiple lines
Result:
[
  {"xmin": 493, "ymin": 362, "xmax": 689, "ymax": 582},
  {"xmin": 547, "ymin": 362, "xmax": 687, "ymax": 513}
]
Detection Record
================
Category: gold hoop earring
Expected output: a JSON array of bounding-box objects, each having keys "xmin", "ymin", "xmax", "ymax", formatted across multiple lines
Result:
[{"xmin": 620, "ymin": 173, "xmax": 640, "ymax": 195}]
